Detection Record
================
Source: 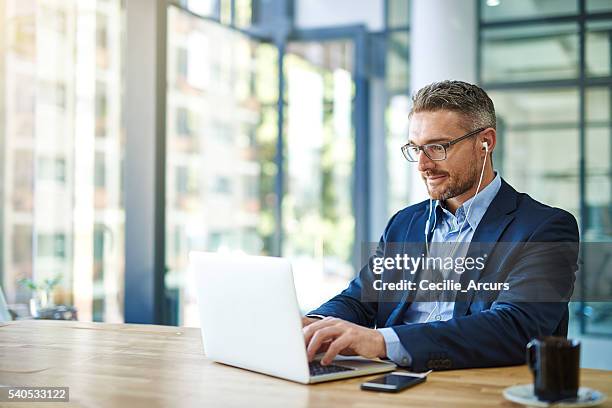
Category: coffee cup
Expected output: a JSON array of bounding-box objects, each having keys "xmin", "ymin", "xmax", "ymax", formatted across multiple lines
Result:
[{"xmin": 526, "ymin": 336, "xmax": 580, "ymax": 402}]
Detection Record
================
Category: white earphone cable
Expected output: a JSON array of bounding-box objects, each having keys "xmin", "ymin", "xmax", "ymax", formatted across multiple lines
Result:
[{"xmin": 423, "ymin": 143, "xmax": 489, "ymax": 323}]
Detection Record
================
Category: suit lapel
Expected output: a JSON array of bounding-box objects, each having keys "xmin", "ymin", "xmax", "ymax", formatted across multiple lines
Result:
[
  {"xmin": 382, "ymin": 206, "xmax": 428, "ymax": 327},
  {"xmin": 382, "ymin": 179, "xmax": 520, "ymax": 326},
  {"xmin": 453, "ymin": 179, "xmax": 518, "ymax": 317}
]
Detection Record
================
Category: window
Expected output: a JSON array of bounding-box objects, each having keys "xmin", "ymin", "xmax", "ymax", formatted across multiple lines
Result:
[
  {"xmin": 211, "ymin": 176, "xmax": 232, "ymax": 194},
  {"xmin": 234, "ymin": 0, "xmax": 252, "ymax": 28},
  {"xmin": 96, "ymin": 12, "xmax": 108, "ymax": 49},
  {"xmin": 586, "ymin": 87, "xmax": 612, "ymax": 238},
  {"xmin": 386, "ymin": 0, "xmax": 410, "ymax": 28},
  {"xmin": 11, "ymin": 226, "xmax": 33, "ymax": 304},
  {"xmin": 185, "ymin": 0, "xmax": 218, "ymax": 18},
  {"xmin": 220, "ymin": 0, "xmax": 231, "ymax": 25},
  {"xmin": 37, "ymin": 233, "xmax": 66, "ymax": 259},
  {"xmin": 174, "ymin": 165, "xmax": 200, "ymax": 197},
  {"xmin": 587, "ymin": 0, "xmax": 612, "ymax": 13},
  {"xmin": 381, "ymin": 1, "xmax": 413, "ymax": 223},
  {"xmin": 177, "ymin": 47, "xmax": 188, "ymax": 79},
  {"xmin": 481, "ymin": 0, "xmax": 577, "ymax": 22},
  {"xmin": 586, "ymin": 20, "xmax": 612, "ymax": 78},
  {"xmin": 37, "ymin": 157, "xmax": 67, "ymax": 183},
  {"xmin": 95, "ymin": 153, "xmax": 106, "ymax": 189},
  {"xmin": 481, "ymin": 23, "xmax": 579, "ymax": 83},
  {"xmin": 166, "ymin": 6, "xmax": 277, "ymax": 325},
  {"xmin": 489, "ymin": 88, "xmax": 580, "ymax": 218},
  {"xmin": 39, "ymin": 80, "xmax": 67, "ymax": 109},
  {"xmin": 283, "ymin": 41, "xmax": 356, "ymax": 311},
  {"xmin": 0, "ymin": 0, "xmax": 124, "ymax": 322},
  {"xmin": 479, "ymin": 0, "xmax": 612, "ymax": 337},
  {"xmin": 176, "ymin": 107, "xmax": 192, "ymax": 136},
  {"xmin": 41, "ymin": 6, "xmax": 67, "ymax": 35},
  {"xmin": 95, "ymin": 82, "xmax": 108, "ymax": 138},
  {"xmin": 383, "ymin": 27, "xmax": 412, "ymax": 216},
  {"xmin": 12, "ymin": 150, "xmax": 34, "ymax": 211}
]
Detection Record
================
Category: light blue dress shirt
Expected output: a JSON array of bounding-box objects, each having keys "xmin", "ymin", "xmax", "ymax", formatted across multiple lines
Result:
[{"xmin": 378, "ymin": 172, "xmax": 502, "ymax": 367}]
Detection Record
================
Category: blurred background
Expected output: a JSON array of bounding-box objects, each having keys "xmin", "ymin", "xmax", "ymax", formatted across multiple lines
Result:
[{"xmin": 0, "ymin": 0, "xmax": 611, "ymax": 367}]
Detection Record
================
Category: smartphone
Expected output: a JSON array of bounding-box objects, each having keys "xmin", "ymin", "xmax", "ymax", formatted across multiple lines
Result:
[{"xmin": 361, "ymin": 373, "xmax": 426, "ymax": 393}]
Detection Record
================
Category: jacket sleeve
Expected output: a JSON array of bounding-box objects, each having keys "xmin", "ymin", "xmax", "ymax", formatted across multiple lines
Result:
[
  {"xmin": 307, "ymin": 211, "xmax": 403, "ymax": 327},
  {"xmin": 389, "ymin": 210, "xmax": 579, "ymax": 372}
]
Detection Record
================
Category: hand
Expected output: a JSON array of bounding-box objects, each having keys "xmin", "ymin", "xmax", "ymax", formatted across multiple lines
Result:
[
  {"xmin": 302, "ymin": 316, "xmax": 321, "ymax": 327},
  {"xmin": 302, "ymin": 316, "xmax": 387, "ymax": 365}
]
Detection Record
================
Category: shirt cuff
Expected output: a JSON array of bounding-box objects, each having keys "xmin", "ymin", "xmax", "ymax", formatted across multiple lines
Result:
[
  {"xmin": 305, "ymin": 314, "xmax": 326, "ymax": 320},
  {"xmin": 378, "ymin": 327, "xmax": 412, "ymax": 367}
]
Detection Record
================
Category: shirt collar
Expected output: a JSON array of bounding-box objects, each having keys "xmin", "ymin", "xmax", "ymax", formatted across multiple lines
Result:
[{"xmin": 434, "ymin": 172, "xmax": 502, "ymax": 231}]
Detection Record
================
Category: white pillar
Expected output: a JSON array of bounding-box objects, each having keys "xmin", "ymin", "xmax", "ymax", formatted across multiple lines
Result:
[
  {"xmin": 124, "ymin": 0, "xmax": 167, "ymax": 324},
  {"xmin": 73, "ymin": 0, "xmax": 96, "ymax": 322},
  {"xmin": 409, "ymin": 0, "xmax": 478, "ymax": 202},
  {"xmin": 369, "ymin": 77, "xmax": 388, "ymax": 240}
]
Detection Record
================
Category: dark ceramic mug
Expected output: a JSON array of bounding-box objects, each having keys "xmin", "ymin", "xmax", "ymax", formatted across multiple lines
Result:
[{"xmin": 526, "ymin": 336, "xmax": 580, "ymax": 402}]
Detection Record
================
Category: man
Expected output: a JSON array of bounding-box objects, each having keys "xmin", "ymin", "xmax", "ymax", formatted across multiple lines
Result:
[{"xmin": 302, "ymin": 80, "xmax": 579, "ymax": 372}]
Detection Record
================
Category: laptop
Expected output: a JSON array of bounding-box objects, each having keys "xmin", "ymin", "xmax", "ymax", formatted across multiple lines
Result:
[{"xmin": 190, "ymin": 251, "xmax": 396, "ymax": 384}]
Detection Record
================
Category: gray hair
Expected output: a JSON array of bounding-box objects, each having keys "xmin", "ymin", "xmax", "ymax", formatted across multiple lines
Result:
[{"xmin": 409, "ymin": 80, "xmax": 496, "ymax": 130}]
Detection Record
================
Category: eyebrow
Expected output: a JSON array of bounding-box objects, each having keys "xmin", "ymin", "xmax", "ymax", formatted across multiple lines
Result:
[{"xmin": 407, "ymin": 137, "xmax": 452, "ymax": 145}]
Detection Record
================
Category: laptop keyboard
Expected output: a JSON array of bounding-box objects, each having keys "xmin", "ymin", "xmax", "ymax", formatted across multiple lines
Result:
[{"xmin": 309, "ymin": 361, "xmax": 355, "ymax": 377}]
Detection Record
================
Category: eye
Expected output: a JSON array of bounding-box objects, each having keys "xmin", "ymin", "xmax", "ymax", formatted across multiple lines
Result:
[{"xmin": 429, "ymin": 145, "xmax": 445, "ymax": 153}]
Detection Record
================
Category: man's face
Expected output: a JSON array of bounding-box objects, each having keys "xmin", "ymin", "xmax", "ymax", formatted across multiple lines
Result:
[{"xmin": 408, "ymin": 110, "xmax": 481, "ymax": 201}]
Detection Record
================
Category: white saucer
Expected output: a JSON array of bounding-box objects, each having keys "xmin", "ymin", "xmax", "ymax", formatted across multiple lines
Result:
[{"xmin": 503, "ymin": 384, "xmax": 607, "ymax": 407}]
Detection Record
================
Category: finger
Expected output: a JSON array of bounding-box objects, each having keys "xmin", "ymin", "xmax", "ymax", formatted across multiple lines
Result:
[
  {"xmin": 303, "ymin": 317, "xmax": 338, "ymax": 345},
  {"xmin": 302, "ymin": 316, "xmax": 324, "ymax": 327},
  {"xmin": 307, "ymin": 326, "xmax": 341, "ymax": 360},
  {"xmin": 306, "ymin": 326, "xmax": 343, "ymax": 362},
  {"xmin": 320, "ymin": 334, "xmax": 352, "ymax": 366},
  {"xmin": 316, "ymin": 341, "xmax": 332, "ymax": 354}
]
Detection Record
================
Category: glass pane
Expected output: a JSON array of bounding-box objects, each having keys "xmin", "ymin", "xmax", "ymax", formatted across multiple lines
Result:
[
  {"xmin": 480, "ymin": 0, "xmax": 577, "ymax": 22},
  {"xmin": 0, "ymin": 0, "xmax": 124, "ymax": 322},
  {"xmin": 585, "ymin": 87, "xmax": 612, "ymax": 238},
  {"xmin": 384, "ymin": 30, "xmax": 411, "ymax": 217},
  {"xmin": 386, "ymin": 32, "xmax": 410, "ymax": 94},
  {"xmin": 387, "ymin": 0, "xmax": 410, "ymax": 28},
  {"xmin": 587, "ymin": 0, "xmax": 612, "ymax": 13},
  {"xmin": 586, "ymin": 20, "xmax": 612, "ymax": 78},
  {"xmin": 386, "ymin": 95, "xmax": 412, "ymax": 216},
  {"xmin": 284, "ymin": 41, "xmax": 355, "ymax": 312},
  {"xmin": 489, "ymin": 88, "xmax": 580, "ymax": 220},
  {"xmin": 219, "ymin": 0, "xmax": 231, "ymax": 25},
  {"xmin": 583, "ymin": 87, "xmax": 612, "ymax": 336},
  {"xmin": 234, "ymin": 0, "xmax": 252, "ymax": 28},
  {"xmin": 481, "ymin": 23, "xmax": 579, "ymax": 83},
  {"xmin": 166, "ymin": 7, "xmax": 277, "ymax": 326},
  {"xmin": 185, "ymin": 0, "xmax": 218, "ymax": 18}
]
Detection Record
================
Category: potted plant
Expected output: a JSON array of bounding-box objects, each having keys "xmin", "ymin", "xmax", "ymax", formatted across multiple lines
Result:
[{"xmin": 18, "ymin": 274, "xmax": 62, "ymax": 317}]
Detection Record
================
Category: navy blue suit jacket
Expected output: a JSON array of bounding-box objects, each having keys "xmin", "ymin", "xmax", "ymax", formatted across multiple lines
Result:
[{"xmin": 309, "ymin": 179, "xmax": 579, "ymax": 372}]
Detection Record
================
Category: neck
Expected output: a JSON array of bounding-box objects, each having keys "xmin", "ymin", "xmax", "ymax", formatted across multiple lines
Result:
[{"xmin": 444, "ymin": 166, "xmax": 495, "ymax": 214}]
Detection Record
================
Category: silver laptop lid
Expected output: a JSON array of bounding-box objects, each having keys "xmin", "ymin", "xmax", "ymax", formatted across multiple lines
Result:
[{"xmin": 190, "ymin": 252, "xmax": 310, "ymax": 383}]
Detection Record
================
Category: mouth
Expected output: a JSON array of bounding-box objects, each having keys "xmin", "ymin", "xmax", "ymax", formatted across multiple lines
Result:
[{"xmin": 425, "ymin": 173, "xmax": 448, "ymax": 186}]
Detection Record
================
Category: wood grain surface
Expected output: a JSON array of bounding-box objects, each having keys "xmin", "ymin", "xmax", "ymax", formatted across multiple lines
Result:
[{"xmin": 0, "ymin": 320, "xmax": 610, "ymax": 407}]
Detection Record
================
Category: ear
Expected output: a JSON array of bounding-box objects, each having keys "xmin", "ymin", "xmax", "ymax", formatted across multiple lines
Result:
[{"xmin": 480, "ymin": 128, "xmax": 496, "ymax": 154}]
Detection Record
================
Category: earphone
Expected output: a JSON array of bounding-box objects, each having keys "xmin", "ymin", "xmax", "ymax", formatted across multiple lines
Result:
[
  {"xmin": 424, "ymin": 139, "xmax": 489, "ymax": 256},
  {"xmin": 422, "ymin": 139, "xmax": 489, "ymax": 323}
]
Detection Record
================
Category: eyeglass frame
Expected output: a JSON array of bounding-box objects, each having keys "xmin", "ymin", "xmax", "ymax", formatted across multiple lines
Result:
[{"xmin": 401, "ymin": 127, "xmax": 487, "ymax": 162}]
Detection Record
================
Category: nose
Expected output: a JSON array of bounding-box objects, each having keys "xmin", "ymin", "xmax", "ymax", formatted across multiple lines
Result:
[{"xmin": 417, "ymin": 150, "xmax": 435, "ymax": 173}]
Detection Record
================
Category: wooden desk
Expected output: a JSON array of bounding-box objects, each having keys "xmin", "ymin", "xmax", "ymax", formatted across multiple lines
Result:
[{"xmin": 0, "ymin": 320, "xmax": 610, "ymax": 407}]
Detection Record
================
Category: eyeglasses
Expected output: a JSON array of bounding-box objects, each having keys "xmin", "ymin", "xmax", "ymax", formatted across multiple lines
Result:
[{"xmin": 401, "ymin": 127, "xmax": 486, "ymax": 162}]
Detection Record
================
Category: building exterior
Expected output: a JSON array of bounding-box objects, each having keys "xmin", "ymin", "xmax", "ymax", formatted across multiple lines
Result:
[{"xmin": 0, "ymin": 0, "xmax": 124, "ymax": 322}]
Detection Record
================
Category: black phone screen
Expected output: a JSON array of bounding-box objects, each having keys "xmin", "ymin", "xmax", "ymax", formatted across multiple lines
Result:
[{"xmin": 361, "ymin": 374, "xmax": 425, "ymax": 392}]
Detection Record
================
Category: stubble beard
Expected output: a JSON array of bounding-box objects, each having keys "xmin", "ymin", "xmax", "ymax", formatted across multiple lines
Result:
[{"xmin": 424, "ymin": 158, "xmax": 479, "ymax": 201}]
